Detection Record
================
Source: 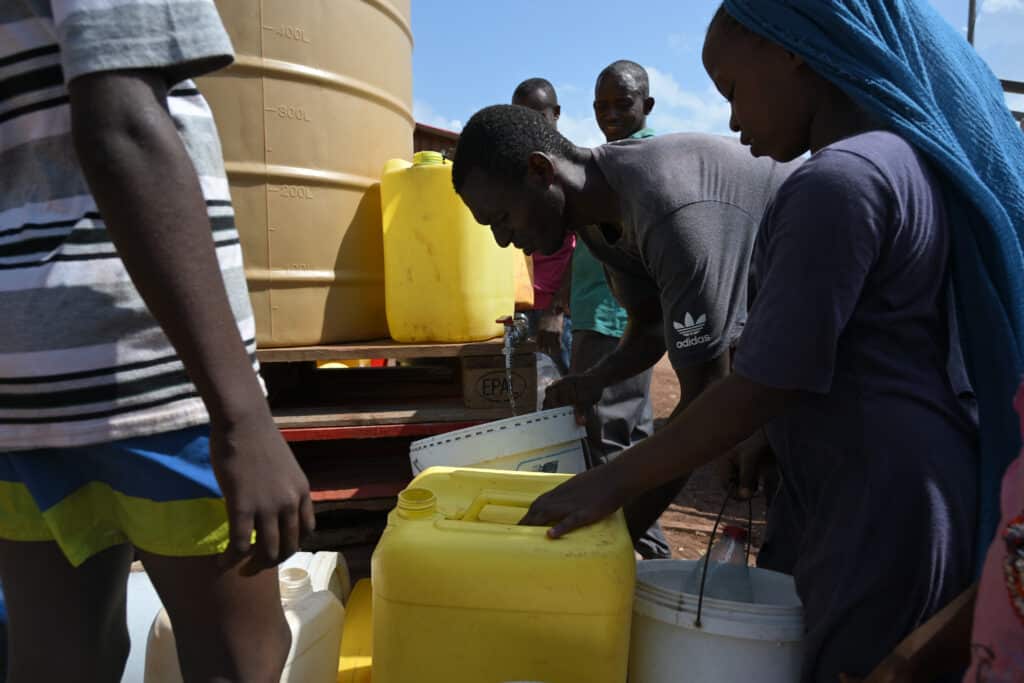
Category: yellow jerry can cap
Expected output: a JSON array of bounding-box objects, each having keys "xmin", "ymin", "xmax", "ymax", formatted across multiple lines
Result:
[
  {"xmin": 397, "ymin": 487, "xmax": 437, "ymax": 519},
  {"xmin": 413, "ymin": 150, "xmax": 446, "ymax": 166}
]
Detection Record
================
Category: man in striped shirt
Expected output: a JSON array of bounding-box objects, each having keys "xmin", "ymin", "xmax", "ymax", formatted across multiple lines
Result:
[{"xmin": 0, "ymin": 1, "xmax": 312, "ymax": 680}]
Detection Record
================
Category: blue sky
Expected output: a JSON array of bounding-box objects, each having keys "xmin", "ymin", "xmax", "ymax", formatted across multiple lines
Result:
[{"xmin": 412, "ymin": 0, "xmax": 1024, "ymax": 147}]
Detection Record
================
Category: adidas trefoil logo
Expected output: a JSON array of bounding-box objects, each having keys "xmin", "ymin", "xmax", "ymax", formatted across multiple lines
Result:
[
  {"xmin": 673, "ymin": 313, "xmax": 706, "ymax": 337},
  {"xmin": 673, "ymin": 313, "xmax": 711, "ymax": 349}
]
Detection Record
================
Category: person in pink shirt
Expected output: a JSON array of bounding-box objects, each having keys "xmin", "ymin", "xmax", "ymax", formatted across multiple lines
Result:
[
  {"xmin": 511, "ymin": 78, "xmax": 575, "ymax": 372},
  {"xmin": 529, "ymin": 232, "xmax": 575, "ymax": 371}
]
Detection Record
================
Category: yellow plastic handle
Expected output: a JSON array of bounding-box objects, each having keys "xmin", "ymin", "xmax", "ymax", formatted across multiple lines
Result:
[
  {"xmin": 459, "ymin": 490, "xmax": 539, "ymax": 523},
  {"xmin": 382, "ymin": 157, "xmax": 412, "ymax": 175}
]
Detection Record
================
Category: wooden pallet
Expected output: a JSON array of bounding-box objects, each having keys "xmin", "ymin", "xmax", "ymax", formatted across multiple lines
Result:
[
  {"xmin": 257, "ymin": 338, "xmax": 530, "ymax": 362},
  {"xmin": 292, "ymin": 435, "xmax": 410, "ymax": 573},
  {"xmin": 260, "ymin": 337, "xmax": 537, "ymax": 503},
  {"xmin": 263, "ymin": 338, "xmax": 538, "ymax": 569},
  {"xmin": 259, "ymin": 337, "xmax": 537, "ymax": 433}
]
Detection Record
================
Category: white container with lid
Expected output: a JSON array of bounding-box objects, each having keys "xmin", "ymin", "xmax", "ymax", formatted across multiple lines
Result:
[
  {"xmin": 143, "ymin": 568, "xmax": 345, "ymax": 683},
  {"xmin": 280, "ymin": 551, "xmax": 351, "ymax": 605}
]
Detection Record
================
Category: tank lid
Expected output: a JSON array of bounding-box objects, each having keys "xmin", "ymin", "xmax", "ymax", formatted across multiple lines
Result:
[{"xmin": 413, "ymin": 150, "xmax": 447, "ymax": 166}]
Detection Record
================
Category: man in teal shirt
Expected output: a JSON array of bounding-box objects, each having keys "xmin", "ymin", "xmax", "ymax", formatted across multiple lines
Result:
[{"xmin": 570, "ymin": 61, "xmax": 663, "ymax": 558}]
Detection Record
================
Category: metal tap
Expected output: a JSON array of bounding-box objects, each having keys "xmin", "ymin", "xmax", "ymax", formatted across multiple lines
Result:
[
  {"xmin": 496, "ymin": 313, "xmax": 530, "ymax": 350},
  {"xmin": 497, "ymin": 313, "xmax": 530, "ymax": 415}
]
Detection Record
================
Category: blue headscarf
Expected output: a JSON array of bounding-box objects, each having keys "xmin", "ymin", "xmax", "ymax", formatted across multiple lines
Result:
[{"xmin": 722, "ymin": 0, "xmax": 1024, "ymax": 566}]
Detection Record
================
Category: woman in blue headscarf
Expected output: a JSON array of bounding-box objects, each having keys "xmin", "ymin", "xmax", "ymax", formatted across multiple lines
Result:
[
  {"xmin": 522, "ymin": 1, "xmax": 1024, "ymax": 680},
  {"xmin": 714, "ymin": 3, "xmax": 1024, "ymax": 554}
]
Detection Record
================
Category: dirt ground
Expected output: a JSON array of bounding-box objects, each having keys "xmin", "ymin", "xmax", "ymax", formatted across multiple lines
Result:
[{"xmin": 648, "ymin": 357, "xmax": 767, "ymax": 561}]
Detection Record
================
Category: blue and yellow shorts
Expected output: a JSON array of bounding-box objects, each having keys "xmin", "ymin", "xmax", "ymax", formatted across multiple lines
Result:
[{"xmin": 0, "ymin": 426, "xmax": 229, "ymax": 567}]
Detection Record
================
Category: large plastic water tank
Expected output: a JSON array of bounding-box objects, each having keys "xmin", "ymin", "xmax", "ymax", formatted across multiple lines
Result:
[{"xmin": 198, "ymin": 0, "xmax": 414, "ymax": 347}]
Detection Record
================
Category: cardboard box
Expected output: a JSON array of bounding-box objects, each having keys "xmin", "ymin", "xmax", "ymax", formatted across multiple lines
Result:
[{"xmin": 461, "ymin": 353, "xmax": 537, "ymax": 410}]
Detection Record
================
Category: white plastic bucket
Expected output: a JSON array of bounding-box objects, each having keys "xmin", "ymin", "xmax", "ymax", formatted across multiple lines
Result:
[
  {"xmin": 630, "ymin": 560, "xmax": 805, "ymax": 683},
  {"xmin": 409, "ymin": 407, "xmax": 586, "ymax": 475}
]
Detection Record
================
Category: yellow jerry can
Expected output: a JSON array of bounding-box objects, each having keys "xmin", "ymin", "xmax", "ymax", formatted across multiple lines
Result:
[
  {"xmin": 371, "ymin": 467, "xmax": 635, "ymax": 683},
  {"xmin": 380, "ymin": 153, "xmax": 516, "ymax": 342}
]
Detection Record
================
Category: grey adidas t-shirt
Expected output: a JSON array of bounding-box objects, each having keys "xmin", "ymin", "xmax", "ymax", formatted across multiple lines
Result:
[{"xmin": 580, "ymin": 133, "xmax": 798, "ymax": 374}]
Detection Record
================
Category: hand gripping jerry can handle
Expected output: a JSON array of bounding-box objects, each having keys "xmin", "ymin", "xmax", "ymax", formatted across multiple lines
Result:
[{"xmin": 460, "ymin": 490, "xmax": 539, "ymax": 523}]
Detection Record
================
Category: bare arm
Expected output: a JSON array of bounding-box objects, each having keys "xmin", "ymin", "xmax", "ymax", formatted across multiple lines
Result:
[
  {"xmin": 69, "ymin": 69, "xmax": 313, "ymax": 570},
  {"xmin": 589, "ymin": 317, "xmax": 667, "ymax": 386},
  {"xmin": 70, "ymin": 70, "xmax": 261, "ymax": 424},
  {"xmin": 547, "ymin": 253, "xmax": 574, "ymax": 316},
  {"xmin": 524, "ymin": 372, "xmax": 794, "ymax": 535},
  {"xmin": 544, "ymin": 302, "xmax": 665, "ymax": 414},
  {"xmin": 536, "ymin": 261, "xmax": 575, "ymax": 365}
]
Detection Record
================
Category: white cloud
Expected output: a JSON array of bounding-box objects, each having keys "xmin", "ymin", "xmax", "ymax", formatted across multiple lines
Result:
[
  {"xmin": 974, "ymin": 2, "xmax": 1024, "ymax": 80},
  {"xmin": 667, "ymin": 33, "xmax": 699, "ymax": 56},
  {"xmin": 646, "ymin": 66, "xmax": 734, "ymax": 136},
  {"xmin": 413, "ymin": 100, "xmax": 463, "ymax": 132},
  {"xmin": 982, "ymin": 0, "xmax": 1024, "ymax": 13},
  {"xmin": 557, "ymin": 111, "xmax": 605, "ymax": 148}
]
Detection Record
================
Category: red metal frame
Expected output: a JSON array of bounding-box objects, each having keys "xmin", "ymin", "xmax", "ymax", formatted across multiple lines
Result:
[
  {"xmin": 281, "ymin": 421, "xmax": 484, "ymax": 442},
  {"xmin": 282, "ymin": 417, "xmax": 489, "ymax": 504},
  {"xmin": 310, "ymin": 482, "xmax": 407, "ymax": 503}
]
